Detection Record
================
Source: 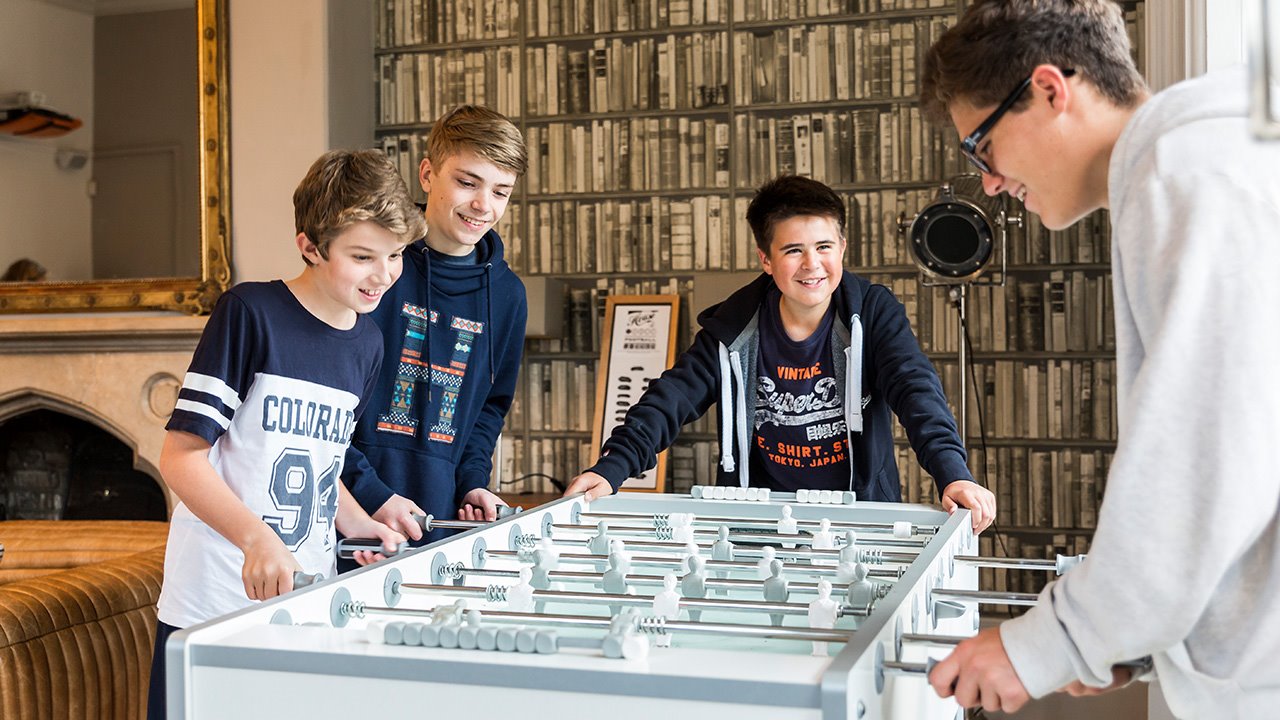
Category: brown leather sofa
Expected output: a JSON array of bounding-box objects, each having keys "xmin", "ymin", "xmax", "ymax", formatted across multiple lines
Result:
[{"xmin": 0, "ymin": 520, "xmax": 168, "ymax": 720}]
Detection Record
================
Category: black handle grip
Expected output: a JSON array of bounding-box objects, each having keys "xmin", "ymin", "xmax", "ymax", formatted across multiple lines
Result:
[{"xmin": 337, "ymin": 538, "xmax": 409, "ymax": 560}]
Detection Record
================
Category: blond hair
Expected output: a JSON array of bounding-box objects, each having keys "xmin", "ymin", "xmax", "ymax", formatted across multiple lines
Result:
[{"xmin": 426, "ymin": 105, "xmax": 527, "ymax": 177}]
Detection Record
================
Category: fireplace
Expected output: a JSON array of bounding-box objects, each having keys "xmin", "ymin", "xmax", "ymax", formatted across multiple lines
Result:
[{"xmin": 0, "ymin": 313, "xmax": 207, "ymax": 519}]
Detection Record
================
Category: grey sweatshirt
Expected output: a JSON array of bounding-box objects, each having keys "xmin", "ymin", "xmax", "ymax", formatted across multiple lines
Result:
[{"xmin": 1000, "ymin": 65, "xmax": 1280, "ymax": 718}]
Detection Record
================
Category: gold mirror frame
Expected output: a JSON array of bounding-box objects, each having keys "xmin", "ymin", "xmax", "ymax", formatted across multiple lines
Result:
[{"xmin": 0, "ymin": 0, "xmax": 230, "ymax": 315}]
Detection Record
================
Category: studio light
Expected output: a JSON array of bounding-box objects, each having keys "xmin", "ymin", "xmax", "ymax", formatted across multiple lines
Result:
[
  {"xmin": 902, "ymin": 174, "xmax": 1009, "ymax": 284},
  {"xmin": 898, "ymin": 174, "xmax": 1021, "ymax": 447}
]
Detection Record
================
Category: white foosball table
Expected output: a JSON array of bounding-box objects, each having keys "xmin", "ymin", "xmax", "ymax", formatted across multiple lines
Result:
[{"xmin": 167, "ymin": 490, "xmax": 1055, "ymax": 720}]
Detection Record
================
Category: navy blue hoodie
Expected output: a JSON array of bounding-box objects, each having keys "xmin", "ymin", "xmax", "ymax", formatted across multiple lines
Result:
[
  {"xmin": 588, "ymin": 271, "xmax": 970, "ymax": 500},
  {"xmin": 343, "ymin": 228, "xmax": 526, "ymax": 542}
]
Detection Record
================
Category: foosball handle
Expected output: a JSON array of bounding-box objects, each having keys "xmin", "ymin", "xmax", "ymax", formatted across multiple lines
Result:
[
  {"xmin": 292, "ymin": 571, "xmax": 324, "ymax": 590},
  {"xmin": 337, "ymin": 538, "xmax": 410, "ymax": 560}
]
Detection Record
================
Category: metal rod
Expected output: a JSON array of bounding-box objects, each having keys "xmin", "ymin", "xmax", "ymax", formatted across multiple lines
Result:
[
  {"xmin": 448, "ymin": 566, "xmax": 895, "ymax": 592},
  {"xmin": 484, "ymin": 549, "xmax": 913, "ymax": 573},
  {"xmin": 579, "ymin": 511, "xmax": 939, "ymax": 535},
  {"xmin": 533, "ymin": 536, "xmax": 922, "ymax": 559},
  {"xmin": 551, "ymin": 523, "xmax": 928, "ymax": 548},
  {"xmin": 954, "ymin": 555, "xmax": 1057, "ymax": 571},
  {"xmin": 884, "ymin": 659, "xmax": 932, "ymax": 675},
  {"xmin": 931, "ymin": 588, "xmax": 1039, "ymax": 607},
  {"xmin": 398, "ymin": 582, "xmax": 864, "ymax": 617},
  {"xmin": 352, "ymin": 604, "xmax": 858, "ymax": 643},
  {"xmin": 902, "ymin": 633, "xmax": 968, "ymax": 647}
]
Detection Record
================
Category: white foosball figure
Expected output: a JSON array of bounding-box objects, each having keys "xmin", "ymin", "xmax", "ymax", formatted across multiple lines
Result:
[
  {"xmin": 670, "ymin": 513, "xmax": 695, "ymax": 543},
  {"xmin": 681, "ymin": 555, "xmax": 708, "ymax": 622},
  {"xmin": 762, "ymin": 559, "xmax": 790, "ymax": 627},
  {"xmin": 756, "ymin": 545, "xmax": 777, "ymax": 580},
  {"xmin": 811, "ymin": 518, "xmax": 835, "ymax": 550},
  {"xmin": 537, "ymin": 537, "xmax": 560, "ymax": 570},
  {"xmin": 608, "ymin": 539, "xmax": 632, "ymax": 575},
  {"xmin": 777, "ymin": 505, "xmax": 798, "ymax": 548},
  {"xmin": 807, "ymin": 579, "xmax": 839, "ymax": 656},
  {"xmin": 835, "ymin": 560, "xmax": 860, "ymax": 584},
  {"xmin": 684, "ymin": 541, "xmax": 701, "ymax": 568},
  {"xmin": 507, "ymin": 567, "xmax": 535, "ymax": 613},
  {"xmin": 652, "ymin": 572, "xmax": 681, "ymax": 648},
  {"xmin": 811, "ymin": 518, "xmax": 836, "ymax": 566},
  {"xmin": 587, "ymin": 521, "xmax": 611, "ymax": 556}
]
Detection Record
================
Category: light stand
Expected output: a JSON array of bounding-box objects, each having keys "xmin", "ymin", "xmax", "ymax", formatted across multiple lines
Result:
[{"xmin": 897, "ymin": 175, "xmax": 1021, "ymax": 446}]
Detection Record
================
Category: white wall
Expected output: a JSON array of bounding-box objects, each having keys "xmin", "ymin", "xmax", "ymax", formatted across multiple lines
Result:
[
  {"xmin": 229, "ymin": 0, "xmax": 330, "ymax": 283},
  {"xmin": 0, "ymin": 0, "xmax": 94, "ymax": 282}
]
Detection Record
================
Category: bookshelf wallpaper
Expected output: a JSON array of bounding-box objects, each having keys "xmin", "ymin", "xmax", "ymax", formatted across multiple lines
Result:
[{"xmin": 373, "ymin": 0, "xmax": 1146, "ymax": 607}]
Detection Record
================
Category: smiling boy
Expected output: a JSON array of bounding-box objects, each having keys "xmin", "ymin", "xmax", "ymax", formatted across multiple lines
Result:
[
  {"xmin": 567, "ymin": 175, "xmax": 995, "ymax": 533},
  {"xmin": 342, "ymin": 106, "xmax": 529, "ymax": 546},
  {"xmin": 148, "ymin": 149, "xmax": 417, "ymax": 719},
  {"xmin": 921, "ymin": 2, "xmax": 1280, "ymax": 716}
]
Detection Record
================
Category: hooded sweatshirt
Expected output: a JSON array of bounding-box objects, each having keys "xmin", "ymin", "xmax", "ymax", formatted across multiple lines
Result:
[
  {"xmin": 588, "ymin": 271, "xmax": 971, "ymax": 498},
  {"xmin": 999, "ymin": 66, "xmax": 1280, "ymax": 717},
  {"xmin": 343, "ymin": 228, "xmax": 526, "ymax": 542}
]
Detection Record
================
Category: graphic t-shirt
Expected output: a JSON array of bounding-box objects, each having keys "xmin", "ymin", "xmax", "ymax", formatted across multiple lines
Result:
[
  {"xmin": 750, "ymin": 287, "xmax": 850, "ymax": 491},
  {"xmin": 157, "ymin": 281, "xmax": 382, "ymax": 627}
]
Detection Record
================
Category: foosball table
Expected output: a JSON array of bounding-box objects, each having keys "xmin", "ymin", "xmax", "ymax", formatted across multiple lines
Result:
[{"xmin": 166, "ymin": 490, "xmax": 1064, "ymax": 719}]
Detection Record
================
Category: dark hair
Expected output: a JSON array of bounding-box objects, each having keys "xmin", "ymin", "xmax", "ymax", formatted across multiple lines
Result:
[
  {"xmin": 746, "ymin": 175, "xmax": 846, "ymax": 253},
  {"xmin": 920, "ymin": 0, "xmax": 1146, "ymax": 124},
  {"xmin": 293, "ymin": 149, "xmax": 425, "ymax": 264}
]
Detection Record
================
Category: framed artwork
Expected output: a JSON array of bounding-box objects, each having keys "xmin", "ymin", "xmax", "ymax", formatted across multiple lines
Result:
[{"xmin": 591, "ymin": 295, "xmax": 681, "ymax": 492}]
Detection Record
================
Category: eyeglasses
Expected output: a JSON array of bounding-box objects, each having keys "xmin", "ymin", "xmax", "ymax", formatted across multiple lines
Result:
[{"xmin": 960, "ymin": 68, "xmax": 1075, "ymax": 175}]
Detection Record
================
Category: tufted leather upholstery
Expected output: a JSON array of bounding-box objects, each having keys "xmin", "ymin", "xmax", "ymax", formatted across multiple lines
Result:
[{"xmin": 0, "ymin": 521, "xmax": 167, "ymax": 720}]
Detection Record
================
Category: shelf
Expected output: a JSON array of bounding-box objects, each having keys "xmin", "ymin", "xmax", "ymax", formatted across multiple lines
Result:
[
  {"xmin": 965, "ymin": 438, "xmax": 1117, "ymax": 449},
  {"xmin": 525, "ymin": 351, "xmax": 599, "ymax": 360},
  {"xmin": 990, "ymin": 526, "xmax": 1095, "ymax": 537},
  {"xmin": 375, "ymin": 36, "xmax": 513, "ymax": 54},
  {"xmin": 526, "ymin": 187, "xmax": 732, "ymax": 202},
  {"xmin": 1006, "ymin": 263, "xmax": 1112, "ymax": 272},
  {"xmin": 925, "ymin": 350, "xmax": 1117, "ymax": 361},
  {"xmin": 733, "ymin": 7, "xmax": 957, "ymax": 31},
  {"xmin": 527, "ymin": 430, "xmax": 593, "ymax": 438},
  {"xmin": 527, "ymin": 23, "xmax": 729, "ymax": 45},
  {"xmin": 523, "ymin": 105, "xmax": 732, "ymax": 125},
  {"xmin": 733, "ymin": 95, "xmax": 929, "ymax": 114}
]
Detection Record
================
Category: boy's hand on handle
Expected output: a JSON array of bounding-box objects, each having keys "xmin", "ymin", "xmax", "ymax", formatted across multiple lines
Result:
[
  {"xmin": 565, "ymin": 471, "xmax": 614, "ymax": 501},
  {"xmin": 347, "ymin": 519, "xmax": 408, "ymax": 566},
  {"xmin": 941, "ymin": 480, "xmax": 997, "ymax": 534},
  {"xmin": 373, "ymin": 493, "xmax": 427, "ymax": 541},
  {"xmin": 458, "ymin": 488, "xmax": 506, "ymax": 522},
  {"xmin": 241, "ymin": 528, "xmax": 302, "ymax": 601},
  {"xmin": 928, "ymin": 626, "xmax": 1029, "ymax": 714}
]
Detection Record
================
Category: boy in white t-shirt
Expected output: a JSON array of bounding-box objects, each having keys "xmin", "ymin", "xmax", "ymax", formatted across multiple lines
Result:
[{"xmin": 147, "ymin": 149, "xmax": 423, "ymax": 719}]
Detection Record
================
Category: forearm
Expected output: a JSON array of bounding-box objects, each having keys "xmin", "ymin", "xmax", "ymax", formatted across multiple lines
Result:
[
  {"xmin": 342, "ymin": 443, "xmax": 396, "ymax": 513},
  {"xmin": 160, "ymin": 433, "xmax": 275, "ymax": 553},
  {"xmin": 335, "ymin": 481, "xmax": 380, "ymax": 537}
]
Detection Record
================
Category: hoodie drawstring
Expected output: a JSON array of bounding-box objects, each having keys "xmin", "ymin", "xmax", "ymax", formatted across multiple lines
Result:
[
  {"xmin": 484, "ymin": 262, "xmax": 494, "ymax": 382},
  {"xmin": 730, "ymin": 350, "xmax": 749, "ymax": 488},
  {"xmin": 717, "ymin": 343, "xmax": 735, "ymax": 473}
]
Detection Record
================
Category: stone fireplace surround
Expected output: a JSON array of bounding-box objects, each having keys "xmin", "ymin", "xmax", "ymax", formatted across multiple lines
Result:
[{"xmin": 0, "ymin": 314, "xmax": 206, "ymax": 515}]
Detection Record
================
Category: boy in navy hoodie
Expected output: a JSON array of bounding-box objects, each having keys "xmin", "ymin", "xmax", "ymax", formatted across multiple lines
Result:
[
  {"xmin": 567, "ymin": 175, "xmax": 995, "ymax": 534},
  {"xmin": 343, "ymin": 106, "xmax": 528, "ymax": 545}
]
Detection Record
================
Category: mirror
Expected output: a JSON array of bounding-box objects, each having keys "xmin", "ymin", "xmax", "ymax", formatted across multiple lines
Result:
[{"xmin": 0, "ymin": 0, "xmax": 229, "ymax": 314}]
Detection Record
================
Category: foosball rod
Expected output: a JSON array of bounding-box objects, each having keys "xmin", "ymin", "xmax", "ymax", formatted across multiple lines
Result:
[
  {"xmin": 514, "ymin": 536, "xmax": 923, "ymax": 561},
  {"xmin": 398, "ymin": 582, "xmax": 871, "ymax": 617},
  {"xmin": 930, "ymin": 588, "xmax": 1039, "ymax": 607},
  {"xmin": 484, "ymin": 549, "xmax": 913, "ymax": 572},
  {"xmin": 955, "ymin": 553, "xmax": 1086, "ymax": 575},
  {"xmin": 341, "ymin": 603, "xmax": 858, "ymax": 644},
  {"xmin": 548, "ymin": 523, "xmax": 928, "ymax": 548},
  {"xmin": 578, "ymin": 510, "xmax": 940, "ymax": 536},
  {"xmin": 439, "ymin": 565, "xmax": 896, "ymax": 593}
]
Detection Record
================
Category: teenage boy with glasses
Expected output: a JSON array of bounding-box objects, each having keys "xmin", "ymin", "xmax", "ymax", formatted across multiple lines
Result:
[{"xmin": 920, "ymin": 1, "xmax": 1280, "ymax": 717}]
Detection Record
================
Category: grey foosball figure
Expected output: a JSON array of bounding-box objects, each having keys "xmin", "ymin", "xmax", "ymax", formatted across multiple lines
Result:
[
  {"xmin": 838, "ymin": 529, "xmax": 858, "ymax": 565},
  {"xmin": 762, "ymin": 558, "xmax": 790, "ymax": 627},
  {"xmin": 755, "ymin": 546, "xmax": 777, "ymax": 580},
  {"xmin": 531, "ymin": 548, "xmax": 554, "ymax": 614},
  {"xmin": 845, "ymin": 562, "xmax": 878, "ymax": 615},
  {"xmin": 681, "ymin": 554, "xmax": 707, "ymax": 622}
]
